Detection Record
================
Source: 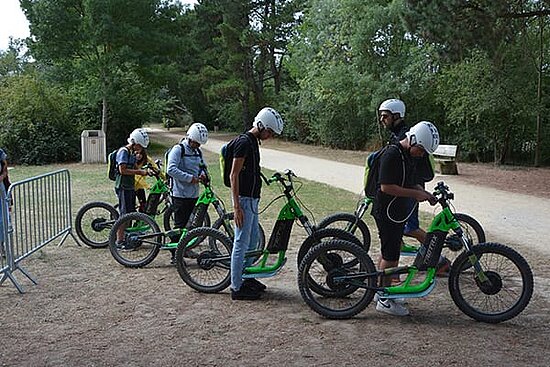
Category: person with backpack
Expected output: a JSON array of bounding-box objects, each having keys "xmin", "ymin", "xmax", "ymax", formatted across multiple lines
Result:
[
  {"xmin": 377, "ymin": 99, "xmax": 451, "ymax": 276},
  {"xmin": 166, "ymin": 123, "xmax": 208, "ymax": 264},
  {"xmin": 229, "ymin": 107, "xmax": 284, "ymax": 301},
  {"xmin": 371, "ymin": 121, "xmax": 439, "ymax": 316},
  {"xmin": 114, "ymin": 128, "xmax": 150, "ymax": 250}
]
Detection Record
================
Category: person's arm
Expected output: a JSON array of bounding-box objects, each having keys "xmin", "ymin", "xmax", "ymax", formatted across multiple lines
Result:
[
  {"xmin": 0, "ymin": 159, "xmax": 7, "ymax": 181},
  {"xmin": 119, "ymin": 164, "xmax": 147, "ymax": 176},
  {"xmin": 230, "ymin": 157, "xmax": 245, "ymax": 228},
  {"xmin": 380, "ymin": 184, "xmax": 435, "ymax": 203},
  {"xmin": 378, "ymin": 147, "xmax": 436, "ymax": 204}
]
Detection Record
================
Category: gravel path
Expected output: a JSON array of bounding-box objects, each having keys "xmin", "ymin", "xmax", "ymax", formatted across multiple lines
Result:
[{"xmin": 194, "ymin": 135, "xmax": 550, "ymax": 255}]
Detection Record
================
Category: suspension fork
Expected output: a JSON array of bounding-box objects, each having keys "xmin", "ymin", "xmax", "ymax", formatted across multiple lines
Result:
[{"xmin": 451, "ymin": 228, "xmax": 489, "ymax": 282}]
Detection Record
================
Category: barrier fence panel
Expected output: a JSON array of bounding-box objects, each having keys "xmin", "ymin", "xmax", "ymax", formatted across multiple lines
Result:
[{"xmin": 0, "ymin": 169, "xmax": 80, "ymax": 293}]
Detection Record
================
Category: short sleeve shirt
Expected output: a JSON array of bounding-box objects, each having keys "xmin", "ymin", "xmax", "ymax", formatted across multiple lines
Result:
[
  {"xmin": 115, "ymin": 147, "xmax": 136, "ymax": 190},
  {"xmin": 232, "ymin": 132, "xmax": 261, "ymax": 198},
  {"xmin": 371, "ymin": 145, "xmax": 416, "ymax": 221}
]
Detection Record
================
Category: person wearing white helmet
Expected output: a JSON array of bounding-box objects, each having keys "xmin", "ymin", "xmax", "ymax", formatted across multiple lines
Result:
[
  {"xmin": 378, "ymin": 98, "xmax": 407, "ymax": 142},
  {"xmin": 371, "ymin": 121, "xmax": 439, "ymax": 316},
  {"xmin": 378, "ymin": 99, "xmax": 449, "ymax": 274},
  {"xmin": 229, "ymin": 107, "xmax": 284, "ymax": 300},
  {"xmin": 166, "ymin": 122, "xmax": 208, "ymax": 262},
  {"xmin": 115, "ymin": 128, "xmax": 151, "ymax": 249}
]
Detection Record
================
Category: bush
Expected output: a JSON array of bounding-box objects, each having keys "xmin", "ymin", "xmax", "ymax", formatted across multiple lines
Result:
[{"xmin": 0, "ymin": 73, "xmax": 80, "ymax": 164}]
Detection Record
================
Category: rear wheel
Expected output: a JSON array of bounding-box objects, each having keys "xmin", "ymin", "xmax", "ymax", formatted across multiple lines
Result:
[
  {"xmin": 75, "ymin": 201, "xmax": 119, "ymax": 248},
  {"xmin": 175, "ymin": 227, "xmax": 233, "ymax": 293},
  {"xmin": 298, "ymin": 240, "xmax": 376, "ymax": 319},
  {"xmin": 109, "ymin": 212, "xmax": 163, "ymax": 268},
  {"xmin": 317, "ymin": 213, "xmax": 371, "ymax": 251},
  {"xmin": 448, "ymin": 242, "xmax": 533, "ymax": 323}
]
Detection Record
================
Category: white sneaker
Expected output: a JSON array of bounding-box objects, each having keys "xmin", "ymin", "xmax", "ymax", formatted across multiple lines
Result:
[
  {"xmin": 376, "ymin": 298, "xmax": 410, "ymax": 316},
  {"xmin": 374, "ymin": 293, "xmax": 407, "ymax": 305}
]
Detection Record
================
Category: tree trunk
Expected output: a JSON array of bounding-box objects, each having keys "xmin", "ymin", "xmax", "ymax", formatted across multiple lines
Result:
[
  {"xmin": 101, "ymin": 96, "xmax": 108, "ymax": 133},
  {"xmin": 534, "ymin": 15, "xmax": 544, "ymax": 167}
]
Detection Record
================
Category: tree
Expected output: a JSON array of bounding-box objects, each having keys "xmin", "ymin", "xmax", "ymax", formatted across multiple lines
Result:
[
  {"xmin": 403, "ymin": 0, "xmax": 550, "ymax": 165},
  {"xmin": 286, "ymin": 0, "xmax": 442, "ymax": 149},
  {"xmin": 21, "ymin": 0, "xmax": 187, "ymax": 148}
]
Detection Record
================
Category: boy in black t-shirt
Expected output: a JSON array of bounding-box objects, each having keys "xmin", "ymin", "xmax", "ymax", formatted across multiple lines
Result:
[
  {"xmin": 229, "ymin": 107, "xmax": 284, "ymax": 301},
  {"xmin": 371, "ymin": 121, "xmax": 440, "ymax": 316}
]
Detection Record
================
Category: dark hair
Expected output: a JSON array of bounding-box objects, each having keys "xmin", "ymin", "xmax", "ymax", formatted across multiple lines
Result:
[{"xmin": 136, "ymin": 149, "xmax": 148, "ymax": 165}]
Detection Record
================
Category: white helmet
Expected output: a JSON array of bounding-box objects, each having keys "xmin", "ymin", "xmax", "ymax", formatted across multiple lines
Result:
[
  {"xmin": 127, "ymin": 128, "xmax": 150, "ymax": 148},
  {"xmin": 379, "ymin": 99, "xmax": 406, "ymax": 118},
  {"xmin": 406, "ymin": 121, "xmax": 440, "ymax": 154},
  {"xmin": 253, "ymin": 107, "xmax": 284, "ymax": 135},
  {"xmin": 187, "ymin": 123, "xmax": 208, "ymax": 145}
]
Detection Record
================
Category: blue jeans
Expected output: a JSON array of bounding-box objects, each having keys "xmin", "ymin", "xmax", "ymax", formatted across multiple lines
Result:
[
  {"xmin": 231, "ymin": 196, "xmax": 260, "ymax": 291},
  {"xmin": 404, "ymin": 199, "xmax": 419, "ymax": 234}
]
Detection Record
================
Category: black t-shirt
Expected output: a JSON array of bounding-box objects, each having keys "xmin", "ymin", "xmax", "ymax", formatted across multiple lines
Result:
[
  {"xmin": 371, "ymin": 144, "xmax": 416, "ymax": 221},
  {"xmin": 233, "ymin": 132, "xmax": 261, "ymax": 198}
]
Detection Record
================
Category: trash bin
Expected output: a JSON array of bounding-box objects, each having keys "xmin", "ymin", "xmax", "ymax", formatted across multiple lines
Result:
[{"xmin": 81, "ymin": 130, "xmax": 106, "ymax": 163}]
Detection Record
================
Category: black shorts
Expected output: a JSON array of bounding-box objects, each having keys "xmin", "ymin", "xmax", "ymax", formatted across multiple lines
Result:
[
  {"xmin": 116, "ymin": 188, "xmax": 136, "ymax": 215},
  {"xmin": 374, "ymin": 216, "xmax": 405, "ymax": 262}
]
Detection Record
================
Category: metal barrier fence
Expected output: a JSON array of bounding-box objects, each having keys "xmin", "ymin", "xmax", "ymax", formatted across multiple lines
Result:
[{"xmin": 0, "ymin": 169, "xmax": 80, "ymax": 293}]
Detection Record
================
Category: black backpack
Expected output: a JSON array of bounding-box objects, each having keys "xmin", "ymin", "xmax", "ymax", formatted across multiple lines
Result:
[
  {"xmin": 107, "ymin": 147, "xmax": 128, "ymax": 181},
  {"xmin": 364, "ymin": 144, "xmax": 403, "ymax": 199}
]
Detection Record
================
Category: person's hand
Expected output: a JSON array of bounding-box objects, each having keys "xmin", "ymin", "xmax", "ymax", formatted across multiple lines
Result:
[
  {"xmin": 198, "ymin": 173, "xmax": 207, "ymax": 183},
  {"xmin": 191, "ymin": 176, "xmax": 200, "ymax": 184},
  {"xmin": 415, "ymin": 190, "xmax": 436, "ymax": 204},
  {"xmin": 140, "ymin": 169, "xmax": 148, "ymax": 176},
  {"xmin": 234, "ymin": 207, "xmax": 243, "ymax": 228},
  {"xmin": 427, "ymin": 194, "xmax": 438, "ymax": 206}
]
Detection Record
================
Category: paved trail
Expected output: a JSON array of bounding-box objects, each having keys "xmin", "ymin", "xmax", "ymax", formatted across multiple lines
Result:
[{"xmin": 151, "ymin": 128, "xmax": 550, "ymax": 255}]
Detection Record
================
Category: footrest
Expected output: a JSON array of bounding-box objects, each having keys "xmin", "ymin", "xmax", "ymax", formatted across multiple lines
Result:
[
  {"xmin": 243, "ymin": 258, "xmax": 287, "ymax": 278},
  {"xmin": 382, "ymin": 280, "xmax": 437, "ymax": 300}
]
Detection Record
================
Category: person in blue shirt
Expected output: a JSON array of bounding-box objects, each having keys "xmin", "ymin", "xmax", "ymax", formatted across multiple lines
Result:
[
  {"xmin": 115, "ymin": 128, "xmax": 150, "ymax": 249},
  {"xmin": 166, "ymin": 123, "xmax": 208, "ymax": 263}
]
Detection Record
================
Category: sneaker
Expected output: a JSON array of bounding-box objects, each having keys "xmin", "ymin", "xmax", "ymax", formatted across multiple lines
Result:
[
  {"xmin": 118, "ymin": 241, "xmax": 136, "ymax": 252},
  {"xmin": 231, "ymin": 286, "xmax": 262, "ymax": 301},
  {"xmin": 374, "ymin": 293, "xmax": 407, "ymax": 305},
  {"xmin": 376, "ymin": 298, "xmax": 409, "ymax": 316},
  {"xmin": 243, "ymin": 278, "xmax": 267, "ymax": 292},
  {"xmin": 436, "ymin": 257, "xmax": 451, "ymax": 277}
]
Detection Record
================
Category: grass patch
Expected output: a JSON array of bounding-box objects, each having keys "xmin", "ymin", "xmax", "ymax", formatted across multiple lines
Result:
[{"xmin": 7, "ymin": 150, "xmax": 369, "ymax": 233}]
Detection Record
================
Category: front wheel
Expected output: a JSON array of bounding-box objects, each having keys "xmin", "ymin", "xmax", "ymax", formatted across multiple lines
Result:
[
  {"xmin": 298, "ymin": 240, "xmax": 377, "ymax": 319},
  {"xmin": 175, "ymin": 227, "xmax": 233, "ymax": 293},
  {"xmin": 75, "ymin": 201, "xmax": 119, "ymax": 248},
  {"xmin": 108, "ymin": 212, "xmax": 163, "ymax": 268},
  {"xmin": 448, "ymin": 242, "xmax": 533, "ymax": 323},
  {"xmin": 317, "ymin": 213, "xmax": 371, "ymax": 251}
]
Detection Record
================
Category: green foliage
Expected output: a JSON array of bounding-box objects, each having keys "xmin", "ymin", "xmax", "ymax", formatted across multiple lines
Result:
[
  {"xmin": 2, "ymin": 0, "xmax": 548, "ymax": 166},
  {"xmin": 0, "ymin": 73, "xmax": 79, "ymax": 164}
]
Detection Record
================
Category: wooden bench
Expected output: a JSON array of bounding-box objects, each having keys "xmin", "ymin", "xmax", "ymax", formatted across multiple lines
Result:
[{"xmin": 433, "ymin": 144, "xmax": 458, "ymax": 175}]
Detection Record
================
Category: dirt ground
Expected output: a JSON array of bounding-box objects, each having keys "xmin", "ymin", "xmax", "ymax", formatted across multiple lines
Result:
[{"xmin": 1, "ymin": 137, "xmax": 550, "ymax": 366}]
